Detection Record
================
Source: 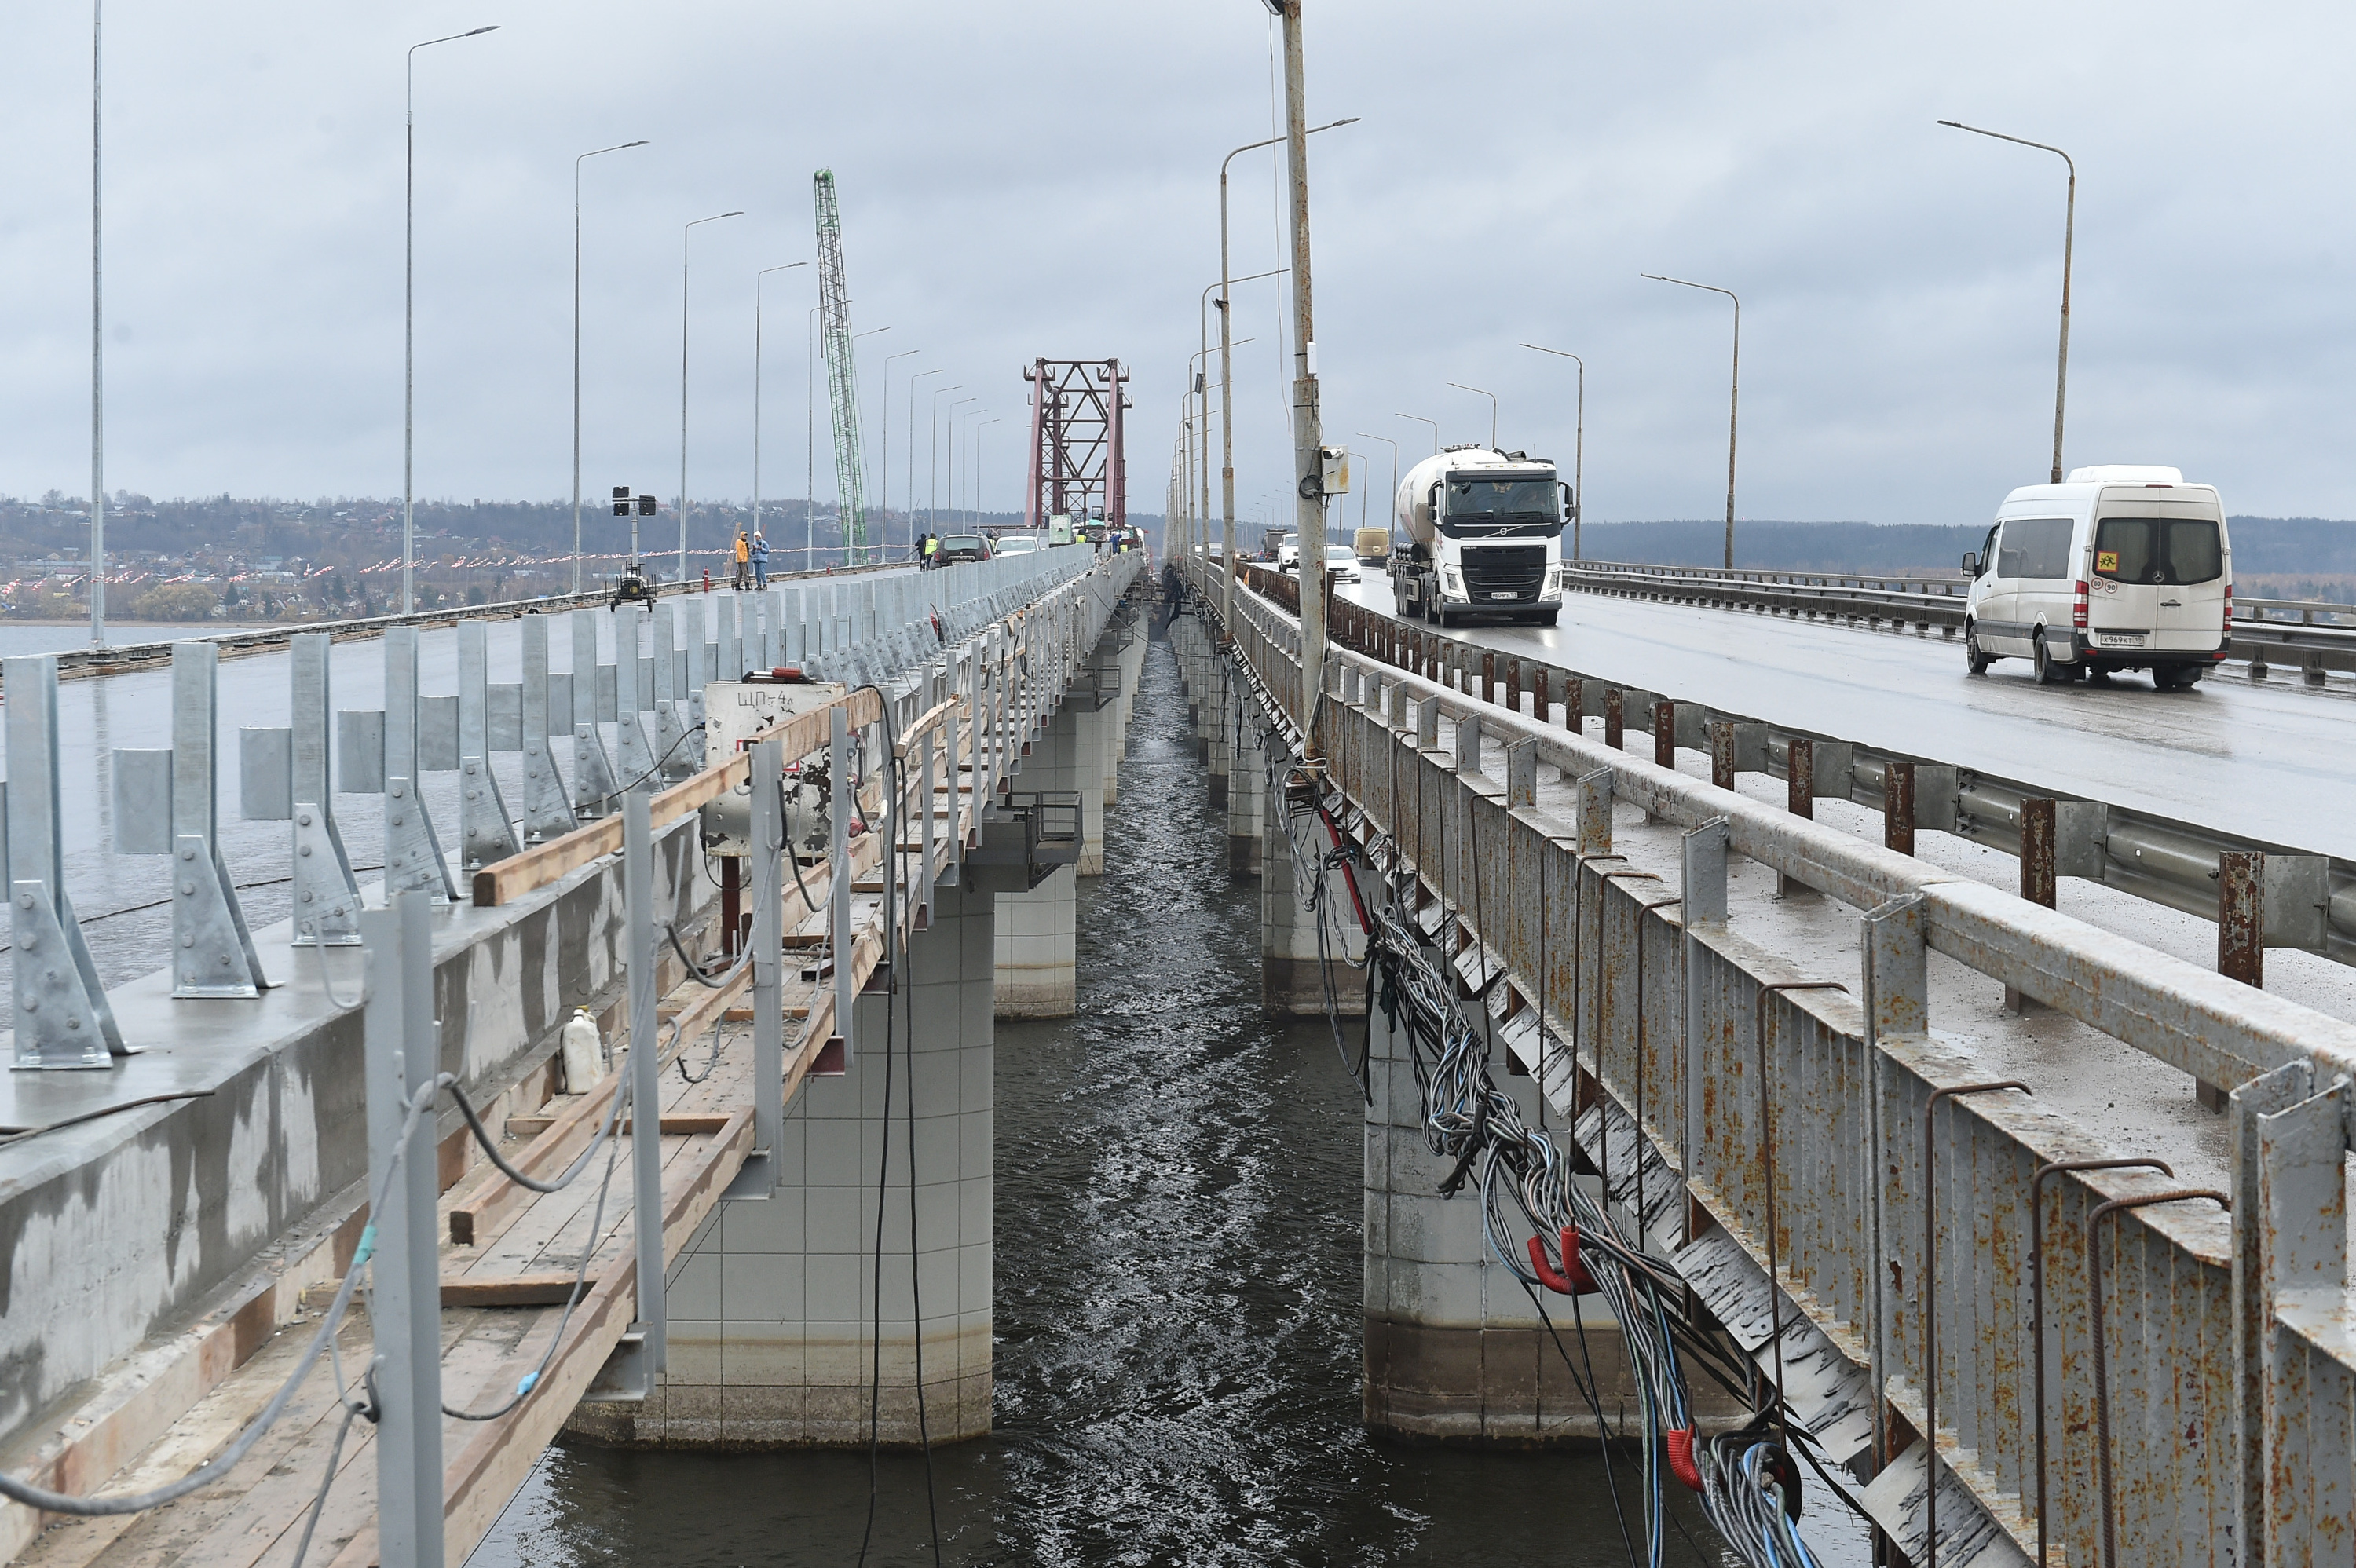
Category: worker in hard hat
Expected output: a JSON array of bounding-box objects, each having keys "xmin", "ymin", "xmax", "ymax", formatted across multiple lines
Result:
[
  {"xmin": 751, "ymin": 530, "xmax": 770, "ymax": 589},
  {"xmin": 733, "ymin": 529, "xmax": 752, "ymax": 590}
]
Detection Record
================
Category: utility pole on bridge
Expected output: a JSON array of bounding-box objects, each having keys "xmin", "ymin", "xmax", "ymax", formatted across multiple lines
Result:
[{"xmin": 1268, "ymin": 0, "xmax": 1328, "ymax": 755}]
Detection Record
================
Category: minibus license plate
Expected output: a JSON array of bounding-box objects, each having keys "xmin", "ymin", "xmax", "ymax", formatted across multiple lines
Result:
[{"xmin": 2098, "ymin": 631, "xmax": 2148, "ymax": 648}]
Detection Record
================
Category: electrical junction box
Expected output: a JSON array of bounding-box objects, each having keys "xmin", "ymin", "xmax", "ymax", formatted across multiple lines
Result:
[
  {"xmin": 697, "ymin": 678, "xmax": 846, "ymax": 858},
  {"xmin": 1320, "ymin": 446, "xmax": 1352, "ymax": 495}
]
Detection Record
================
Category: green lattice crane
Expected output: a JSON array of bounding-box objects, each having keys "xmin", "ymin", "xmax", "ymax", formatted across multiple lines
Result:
[{"xmin": 813, "ymin": 170, "xmax": 867, "ymax": 563}]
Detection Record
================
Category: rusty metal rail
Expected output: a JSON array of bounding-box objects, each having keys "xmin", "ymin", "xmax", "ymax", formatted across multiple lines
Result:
[
  {"xmin": 1300, "ymin": 566, "xmax": 2356, "ymax": 970},
  {"xmin": 1189, "ymin": 552, "xmax": 2356, "ymax": 1566}
]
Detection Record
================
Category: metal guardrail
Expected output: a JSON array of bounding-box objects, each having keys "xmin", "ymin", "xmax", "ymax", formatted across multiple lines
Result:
[
  {"xmin": 1559, "ymin": 559, "xmax": 2356, "ymax": 684},
  {"xmin": 1187, "ymin": 552, "xmax": 2356, "ymax": 1566},
  {"xmin": 1262, "ymin": 568, "xmax": 2356, "ymax": 972},
  {"xmin": 16, "ymin": 558, "xmax": 912, "ymax": 687}
]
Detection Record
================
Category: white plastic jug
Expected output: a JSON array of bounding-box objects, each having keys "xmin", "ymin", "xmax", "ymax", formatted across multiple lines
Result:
[{"xmin": 559, "ymin": 1007, "xmax": 605, "ymax": 1093}]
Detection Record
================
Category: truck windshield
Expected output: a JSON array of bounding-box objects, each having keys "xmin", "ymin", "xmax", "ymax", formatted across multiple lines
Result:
[
  {"xmin": 2092, "ymin": 517, "xmax": 2223, "ymax": 586},
  {"xmin": 1441, "ymin": 477, "xmax": 1559, "ymax": 538}
]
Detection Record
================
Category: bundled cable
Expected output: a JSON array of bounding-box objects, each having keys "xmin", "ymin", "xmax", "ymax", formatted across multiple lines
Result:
[{"xmin": 1359, "ymin": 836, "xmax": 1830, "ymax": 1568}]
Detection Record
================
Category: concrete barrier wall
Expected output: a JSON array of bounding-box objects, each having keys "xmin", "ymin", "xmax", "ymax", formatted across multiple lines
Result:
[{"xmin": 0, "ymin": 819, "xmax": 708, "ymax": 1451}]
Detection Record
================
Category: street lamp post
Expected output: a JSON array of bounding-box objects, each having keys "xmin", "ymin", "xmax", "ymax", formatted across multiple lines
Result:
[
  {"xmin": 1519, "ymin": 344, "xmax": 1583, "ymax": 559},
  {"xmin": 90, "ymin": 0, "xmax": 105, "ymax": 645},
  {"xmin": 974, "ymin": 418, "xmax": 1001, "ymax": 524},
  {"xmin": 405, "ymin": 24, "xmax": 499, "ymax": 616},
  {"xmin": 1220, "ymin": 114, "xmax": 1355, "ymax": 630},
  {"xmin": 1643, "ymin": 274, "xmax": 1740, "ymax": 570},
  {"xmin": 942, "ymin": 397, "xmax": 977, "ymax": 532},
  {"xmin": 957, "ymin": 409, "xmax": 990, "ymax": 528},
  {"xmin": 908, "ymin": 368, "xmax": 946, "ymax": 557},
  {"xmin": 878, "ymin": 347, "xmax": 921, "ymax": 557},
  {"xmin": 1393, "ymin": 413, "xmax": 1439, "ymax": 456},
  {"xmin": 573, "ymin": 140, "xmax": 650, "ymax": 595},
  {"xmin": 806, "ymin": 304, "xmax": 820, "ymax": 570},
  {"xmin": 1446, "ymin": 382, "xmax": 1498, "ymax": 448},
  {"xmin": 1940, "ymin": 120, "xmax": 2076, "ymax": 485},
  {"xmin": 679, "ymin": 210, "xmax": 744, "ymax": 585},
  {"xmin": 931, "ymin": 387, "xmax": 968, "ymax": 537},
  {"xmin": 751, "ymin": 260, "xmax": 810, "ymax": 566},
  {"xmin": 1354, "ymin": 431, "xmax": 1399, "ymax": 546}
]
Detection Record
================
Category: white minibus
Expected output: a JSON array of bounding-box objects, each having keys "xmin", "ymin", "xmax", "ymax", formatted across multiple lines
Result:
[{"xmin": 1961, "ymin": 466, "xmax": 2231, "ymax": 690}]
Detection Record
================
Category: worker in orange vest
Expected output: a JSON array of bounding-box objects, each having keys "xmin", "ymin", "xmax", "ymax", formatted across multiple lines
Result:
[{"xmin": 732, "ymin": 529, "xmax": 752, "ymax": 590}]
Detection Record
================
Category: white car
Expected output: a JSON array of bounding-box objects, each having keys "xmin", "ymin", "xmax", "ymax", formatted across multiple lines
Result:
[
  {"xmin": 1275, "ymin": 533, "xmax": 1301, "ymax": 571},
  {"xmin": 992, "ymin": 533, "xmax": 1042, "ymax": 557},
  {"xmin": 1322, "ymin": 543, "xmax": 1360, "ymax": 582}
]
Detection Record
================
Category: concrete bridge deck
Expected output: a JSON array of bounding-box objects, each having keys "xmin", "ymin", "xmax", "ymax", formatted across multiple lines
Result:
[{"xmin": 0, "ymin": 551, "xmax": 1148, "ymax": 1566}]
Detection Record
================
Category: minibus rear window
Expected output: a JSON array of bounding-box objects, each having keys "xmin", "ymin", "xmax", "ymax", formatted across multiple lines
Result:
[{"xmin": 2092, "ymin": 518, "xmax": 2223, "ymax": 585}]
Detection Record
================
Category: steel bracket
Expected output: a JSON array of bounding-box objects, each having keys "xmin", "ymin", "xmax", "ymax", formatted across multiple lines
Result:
[
  {"xmin": 170, "ymin": 835, "xmax": 266, "ymax": 997},
  {"xmin": 10, "ymin": 881, "xmax": 117, "ymax": 1068},
  {"xmin": 291, "ymin": 803, "xmax": 362, "ymax": 946}
]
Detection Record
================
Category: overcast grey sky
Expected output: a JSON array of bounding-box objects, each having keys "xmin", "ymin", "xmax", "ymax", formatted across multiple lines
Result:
[{"xmin": 3, "ymin": 1, "xmax": 2351, "ymax": 528}]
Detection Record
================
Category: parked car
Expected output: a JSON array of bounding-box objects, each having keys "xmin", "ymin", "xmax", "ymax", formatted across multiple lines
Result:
[
  {"xmin": 935, "ymin": 534, "xmax": 993, "ymax": 565},
  {"xmin": 1961, "ymin": 465, "xmax": 2231, "ymax": 689},
  {"xmin": 993, "ymin": 532, "xmax": 1043, "ymax": 557}
]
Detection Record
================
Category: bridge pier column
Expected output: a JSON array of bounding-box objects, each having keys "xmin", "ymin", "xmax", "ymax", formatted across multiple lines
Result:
[
  {"xmin": 1070, "ymin": 690, "xmax": 1110, "ymax": 876},
  {"xmin": 1205, "ymin": 655, "xmax": 1231, "ymax": 809},
  {"xmin": 1363, "ymin": 1003, "xmax": 1604, "ymax": 1443},
  {"xmin": 1260, "ymin": 735, "xmax": 1366, "ymax": 1021},
  {"xmin": 996, "ymin": 705, "xmax": 1079, "ymax": 1018},
  {"xmin": 1229, "ymin": 683, "xmax": 1265, "ymax": 875},
  {"xmin": 1111, "ymin": 614, "xmax": 1146, "ymax": 770},
  {"xmin": 569, "ymin": 880, "xmax": 996, "ymax": 1449}
]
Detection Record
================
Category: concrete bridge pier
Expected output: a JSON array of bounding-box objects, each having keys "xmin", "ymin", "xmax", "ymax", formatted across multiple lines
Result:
[
  {"xmin": 1228, "ymin": 685, "xmax": 1265, "ymax": 875},
  {"xmin": 569, "ymin": 879, "xmax": 998, "ymax": 1449},
  {"xmin": 1259, "ymin": 732, "xmax": 1366, "ymax": 1021},
  {"xmin": 1362, "ymin": 1000, "xmax": 1610, "ymax": 1443},
  {"xmin": 1205, "ymin": 656, "xmax": 1232, "ymax": 808}
]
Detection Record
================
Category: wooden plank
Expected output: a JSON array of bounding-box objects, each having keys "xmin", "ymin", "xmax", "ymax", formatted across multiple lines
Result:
[
  {"xmin": 434, "ymin": 1111, "xmax": 753, "ymax": 1565},
  {"xmin": 470, "ymin": 685, "xmax": 883, "ymax": 906},
  {"xmin": 439, "ymin": 1273, "xmax": 603, "ymax": 1308},
  {"xmin": 499, "ymin": 1111, "xmax": 732, "ymax": 1142}
]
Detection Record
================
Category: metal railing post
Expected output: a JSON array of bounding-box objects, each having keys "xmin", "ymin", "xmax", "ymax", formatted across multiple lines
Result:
[
  {"xmin": 650, "ymin": 601, "xmax": 692, "ymax": 779},
  {"xmin": 362, "ymin": 890, "xmax": 444, "ymax": 1568},
  {"xmin": 6, "ymin": 655, "xmax": 125, "ymax": 1066},
  {"xmin": 457, "ymin": 620, "xmax": 523, "ymax": 869},
  {"xmin": 571, "ymin": 609, "xmax": 620, "ymax": 817},
  {"xmin": 167, "ymin": 641, "xmax": 269, "ymax": 995},
  {"xmin": 384, "ymin": 627, "xmax": 457, "ymax": 902},
  {"xmin": 725, "ymin": 736, "xmax": 785, "ymax": 1202},
  {"xmin": 612, "ymin": 602, "xmax": 660, "ymax": 791},
  {"xmin": 290, "ymin": 630, "xmax": 364, "ymax": 944},
  {"xmin": 624, "ymin": 791, "xmax": 666, "ymax": 1372},
  {"xmin": 518, "ymin": 614, "xmax": 577, "ymax": 841},
  {"xmin": 831, "ymin": 704, "xmax": 854, "ymax": 1063}
]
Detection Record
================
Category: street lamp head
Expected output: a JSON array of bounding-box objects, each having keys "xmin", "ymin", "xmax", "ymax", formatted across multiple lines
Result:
[
  {"xmin": 620, "ymin": 138, "xmax": 648, "ymax": 147},
  {"xmin": 1315, "ymin": 116, "xmax": 1362, "ymax": 130},
  {"xmin": 464, "ymin": 25, "xmax": 499, "ymax": 36}
]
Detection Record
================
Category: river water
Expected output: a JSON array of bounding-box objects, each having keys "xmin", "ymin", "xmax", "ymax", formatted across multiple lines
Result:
[{"xmin": 466, "ymin": 627, "xmax": 1751, "ymax": 1567}]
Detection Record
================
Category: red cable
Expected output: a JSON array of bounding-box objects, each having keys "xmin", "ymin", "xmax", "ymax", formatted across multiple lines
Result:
[
  {"xmin": 1527, "ymin": 1226, "xmax": 1598, "ymax": 1296},
  {"xmin": 1665, "ymin": 1427, "xmax": 1703, "ymax": 1493}
]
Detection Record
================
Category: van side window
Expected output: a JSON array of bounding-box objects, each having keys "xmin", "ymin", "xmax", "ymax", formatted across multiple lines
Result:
[
  {"xmin": 1996, "ymin": 517, "xmax": 2072, "ymax": 580},
  {"xmin": 1978, "ymin": 525, "xmax": 1999, "ymax": 576},
  {"xmin": 2092, "ymin": 517, "xmax": 2222, "ymax": 585}
]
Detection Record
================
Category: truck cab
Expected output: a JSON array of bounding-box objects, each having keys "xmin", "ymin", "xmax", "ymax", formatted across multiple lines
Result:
[{"xmin": 1388, "ymin": 446, "xmax": 1568, "ymax": 627}]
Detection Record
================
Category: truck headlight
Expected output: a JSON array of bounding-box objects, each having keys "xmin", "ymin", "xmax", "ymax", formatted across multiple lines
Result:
[{"xmin": 1440, "ymin": 567, "xmax": 1463, "ymax": 598}]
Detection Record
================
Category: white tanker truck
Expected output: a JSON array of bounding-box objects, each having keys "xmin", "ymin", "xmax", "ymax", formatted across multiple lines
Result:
[{"xmin": 1387, "ymin": 444, "xmax": 1570, "ymax": 627}]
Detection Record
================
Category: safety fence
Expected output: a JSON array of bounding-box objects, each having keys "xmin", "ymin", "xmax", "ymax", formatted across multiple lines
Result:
[
  {"xmin": 1187, "ymin": 553, "xmax": 2356, "ymax": 1566},
  {"xmin": 0, "ymin": 547, "xmax": 1138, "ymax": 1566},
  {"xmin": 1557, "ymin": 557, "xmax": 2356, "ymax": 684},
  {"xmin": 1253, "ymin": 560, "xmax": 2356, "ymax": 981}
]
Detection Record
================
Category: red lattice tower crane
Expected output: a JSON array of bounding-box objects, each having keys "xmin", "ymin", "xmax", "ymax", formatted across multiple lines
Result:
[{"xmin": 1022, "ymin": 359, "xmax": 1129, "ymax": 532}]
